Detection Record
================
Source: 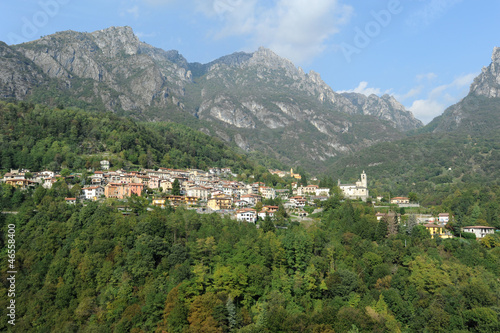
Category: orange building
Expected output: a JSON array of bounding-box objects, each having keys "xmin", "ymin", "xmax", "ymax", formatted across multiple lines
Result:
[{"xmin": 105, "ymin": 183, "xmax": 145, "ymax": 199}]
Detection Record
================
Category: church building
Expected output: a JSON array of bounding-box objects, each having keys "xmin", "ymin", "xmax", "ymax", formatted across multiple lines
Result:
[{"xmin": 338, "ymin": 171, "xmax": 369, "ymax": 201}]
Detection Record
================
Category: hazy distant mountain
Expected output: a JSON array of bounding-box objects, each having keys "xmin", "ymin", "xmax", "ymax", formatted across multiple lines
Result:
[{"xmin": 0, "ymin": 26, "xmax": 423, "ymax": 170}]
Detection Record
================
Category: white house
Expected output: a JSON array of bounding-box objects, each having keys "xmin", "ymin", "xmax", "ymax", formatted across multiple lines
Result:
[
  {"xmin": 297, "ymin": 185, "xmax": 318, "ymax": 196},
  {"xmin": 240, "ymin": 194, "xmax": 262, "ymax": 206},
  {"xmin": 259, "ymin": 186, "xmax": 276, "ymax": 200},
  {"xmin": 258, "ymin": 210, "xmax": 275, "ymax": 220},
  {"xmin": 462, "ymin": 226, "xmax": 495, "ymax": 239},
  {"xmin": 100, "ymin": 160, "xmax": 110, "ymax": 170},
  {"xmin": 438, "ymin": 213, "xmax": 450, "ymax": 224},
  {"xmin": 65, "ymin": 198, "xmax": 76, "ymax": 205},
  {"xmin": 391, "ymin": 197, "xmax": 410, "ymax": 204},
  {"xmin": 289, "ymin": 196, "xmax": 306, "ymax": 208},
  {"xmin": 315, "ymin": 188, "xmax": 330, "ymax": 197},
  {"xmin": 236, "ymin": 208, "xmax": 257, "ymax": 223},
  {"xmin": 33, "ymin": 170, "xmax": 55, "ymax": 182},
  {"xmin": 82, "ymin": 186, "xmax": 104, "ymax": 200},
  {"xmin": 187, "ymin": 187, "xmax": 209, "ymax": 200},
  {"xmin": 234, "ymin": 200, "xmax": 249, "ymax": 208}
]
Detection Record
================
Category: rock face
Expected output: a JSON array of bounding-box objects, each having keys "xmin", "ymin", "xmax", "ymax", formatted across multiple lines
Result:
[
  {"xmin": 341, "ymin": 93, "xmax": 422, "ymax": 131},
  {"xmin": 427, "ymin": 47, "xmax": 500, "ymax": 133},
  {"xmin": 470, "ymin": 47, "xmax": 500, "ymax": 98},
  {"xmin": 12, "ymin": 26, "xmax": 192, "ymax": 112},
  {"xmin": 0, "ymin": 26, "xmax": 423, "ymax": 170},
  {"xmin": 0, "ymin": 42, "xmax": 48, "ymax": 100}
]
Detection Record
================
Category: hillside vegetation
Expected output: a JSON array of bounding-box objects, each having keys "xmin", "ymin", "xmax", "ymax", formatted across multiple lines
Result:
[
  {"xmin": 0, "ymin": 101, "xmax": 257, "ymax": 173},
  {"xmin": 1, "ymin": 190, "xmax": 500, "ymax": 332},
  {"xmin": 328, "ymin": 94, "xmax": 500, "ymax": 205}
]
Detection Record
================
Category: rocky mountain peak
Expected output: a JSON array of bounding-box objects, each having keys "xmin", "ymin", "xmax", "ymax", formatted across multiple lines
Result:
[
  {"xmin": 0, "ymin": 26, "xmax": 425, "ymax": 170},
  {"xmin": 426, "ymin": 46, "xmax": 500, "ymax": 133},
  {"xmin": 248, "ymin": 46, "xmax": 297, "ymax": 73},
  {"xmin": 307, "ymin": 70, "xmax": 323, "ymax": 85},
  {"xmin": 470, "ymin": 46, "xmax": 500, "ymax": 98},
  {"xmin": 91, "ymin": 26, "xmax": 140, "ymax": 57}
]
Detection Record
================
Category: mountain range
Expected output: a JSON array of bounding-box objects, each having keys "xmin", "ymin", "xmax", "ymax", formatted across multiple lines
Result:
[
  {"xmin": 329, "ymin": 47, "xmax": 500, "ymax": 197},
  {"xmin": 0, "ymin": 26, "xmax": 423, "ymax": 171},
  {"xmin": 1, "ymin": 26, "xmax": 499, "ymax": 186}
]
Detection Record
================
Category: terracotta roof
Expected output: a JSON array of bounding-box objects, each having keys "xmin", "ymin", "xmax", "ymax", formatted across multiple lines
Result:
[{"xmin": 237, "ymin": 208, "xmax": 256, "ymax": 214}]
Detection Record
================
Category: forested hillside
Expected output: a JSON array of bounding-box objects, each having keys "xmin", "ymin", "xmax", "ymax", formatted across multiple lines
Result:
[
  {"xmin": 0, "ymin": 101, "xmax": 258, "ymax": 174},
  {"xmin": 326, "ymin": 89, "xmax": 500, "ymax": 208},
  {"xmin": 328, "ymin": 130, "xmax": 500, "ymax": 204},
  {"xmin": 1, "ymin": 190, "xmax": 500, "ymax": 332}
]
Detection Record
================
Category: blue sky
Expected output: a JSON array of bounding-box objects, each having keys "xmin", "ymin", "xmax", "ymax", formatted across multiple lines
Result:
[{"xmin": 1, "ymin": 0, "xmax": 499, "ymax": 124}]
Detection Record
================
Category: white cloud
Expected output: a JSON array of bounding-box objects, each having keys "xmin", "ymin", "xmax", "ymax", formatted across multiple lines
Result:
[
  {"xmin": 408, "ymin": 72, "xmax": 477, "ymax": 124},
  {"xmin": 416, "ymin": 72, "xmax": 437, "ymax": 81},
  {"xmin": 408, "ymin": 99, "xmax": 446, "ymax": 124},
  {"xmin": 196, "ymin": 0, "xmax": 353, "ymax": 64},
  {"xmin": 429, "ymin": 73, "xmax": 477, "ymax": 97},
  {"xmin": 394, "ymin": 86, "xmax": 424, "ymax": 101},
  {"xmin": 339, "ymin": 81, "xmax": 381, "ymax": 96},
  {"xmin": 406, "ymin": 0, "xmax": 463, "ymax": 27},
  {"xmin": 142, "ymin": 0, "xmax": 178, "ymax": 5},
  {"xmin": 120, "ymin": 4, "xmax": 141, "ymax": 19},
  {"xmin": 127, "ymin": 5, "xmax": 140, "ymax": 19}
]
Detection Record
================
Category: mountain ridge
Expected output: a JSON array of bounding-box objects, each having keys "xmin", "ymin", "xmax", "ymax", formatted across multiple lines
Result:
[
  {"xmin": 1, "ymin": 26, "xmax": 422, "ymax": 171},
  {"xmin": 425, "ymin": 46, "xmax": 500, "ymax": 133},
  {"xmin": 328, "ymin": 46, "xmax": 500, "ymax": 195}
]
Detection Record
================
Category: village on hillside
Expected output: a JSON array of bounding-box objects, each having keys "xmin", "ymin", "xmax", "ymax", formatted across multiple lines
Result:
[{"xmin": 2, "ymin": 164, "xmax": 493, "ymax": 240}]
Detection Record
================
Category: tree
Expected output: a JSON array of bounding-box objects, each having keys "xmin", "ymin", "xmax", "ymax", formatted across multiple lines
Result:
[
  {"xmin": 406, "ymin": 214, "xmax": 418, "ymax": 235},
  {"xmin": 408, "ymin": 192, "xmax": 418, "ymax": 203},
  {"xmin": 262, "ymin": 214, "xmax": 275, "ymax": 233},
  {"xmin": 188, "ymin": 293, "xmax": 223, "ymax": 333},
  {"xmin": 60, "ymin": 168, "xmax": 71, "ymax": 177},
  {"xmin": 172, "ymin": 178, "xmax": 181, "ymax": 196},
  {"xmin": 299, "ymin": 172, "xmax": 307, "ymax": 186}
]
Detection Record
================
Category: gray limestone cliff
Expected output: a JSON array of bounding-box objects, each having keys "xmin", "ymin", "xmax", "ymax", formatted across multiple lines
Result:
[
  {"xmin": 470, "ymin": 47, "xmax": 500, "ymax": 98},
  {"xmin": 0, "ymin": 41, "xmax": 48, "ymax": 100},
  {"xmin": 341, "ymin": 93, "xmax": 423, "ymax": 131},
  {"xmin": 1, "ymin": 26, "xmax": 424, "ymax": 170}
]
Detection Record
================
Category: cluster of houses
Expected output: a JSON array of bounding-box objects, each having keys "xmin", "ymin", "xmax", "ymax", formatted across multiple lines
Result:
[
  {"xmin": 1, "ymin": 165, "xmax": 331, "ymax": 222},
  {"xmin": 374, "ymin": 211, "xmax": 495, "ymax": 240},
  {"xmin": 2, "ymin": 169, "xmax": 54, "ymax": 189},
  {"xmin": 1, "ymin": 167, "xmax": 496, "ymax": 238}
]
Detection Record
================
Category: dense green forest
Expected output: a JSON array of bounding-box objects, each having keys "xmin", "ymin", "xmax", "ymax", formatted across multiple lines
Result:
[
  {"xmin": 0, "ymin": 101, "xmax": 257, "ymax": 174},
  {"xmin": 1, "ymin": 187, "xmax": 500, "ymax": 332},
  {"xmin": 1, "ymin": 98, "xmax": 500, "ymax": 332},
  {"xmin": 327, "ymin": 130, "xmax": 500, "ymax": 205}
]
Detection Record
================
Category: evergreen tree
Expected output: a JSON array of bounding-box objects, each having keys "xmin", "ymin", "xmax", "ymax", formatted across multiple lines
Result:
[
  {"xmin": 262, "ymin": 214, "xmax": 275, "ymax": 233},
  {"xmin": 172, "ymin": 178, "xmax": 181, "ymax": 196}
]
